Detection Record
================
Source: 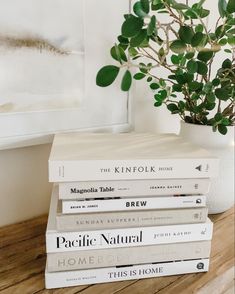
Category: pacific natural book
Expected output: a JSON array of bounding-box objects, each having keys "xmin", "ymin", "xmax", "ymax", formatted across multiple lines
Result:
[{"xmin": 48, "ymin": 133, "xmax": 219, "ymax": 182}]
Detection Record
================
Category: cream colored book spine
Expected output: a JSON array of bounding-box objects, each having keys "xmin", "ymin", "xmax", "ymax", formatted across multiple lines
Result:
[
  {"xmin": 56, "ymin": 207, "xmax": 208, "ymax": 231},
  {"xmin": 45, "ymin": 258, "xmax": 210, "ymax": 289},
  {"xmin": 47, "ymin": 240, "xmax": 211, "ymax": 272},
  {"xmin": 58, "ymin": 178, "xmax": 210, "ymax": 199}
]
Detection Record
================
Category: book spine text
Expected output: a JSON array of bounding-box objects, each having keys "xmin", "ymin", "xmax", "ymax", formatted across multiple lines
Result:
[
  {"xmin": 47, "ymin": 240, "xmax": 211, "ymax": 272},
  {"xmin": 45, "ymin": 258, "xmax": 210, "ymax": 289},
  {"xmin": 57, "ymin": 207, "xmax": 208, "ymax": 231},
  {"xmin": 46, "ymin": 221, "xmax": 213, "ymax": 253},
  {"xmin": 62, "ymin": 195, "xmax": 207, "ymax": 214}
]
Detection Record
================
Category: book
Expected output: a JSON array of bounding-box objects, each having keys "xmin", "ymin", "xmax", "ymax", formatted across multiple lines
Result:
[
  {"xmin": 46, "ymin": 192, "xmax": 213, "ymax": 253},
  {"xmin": 47, "ymin": 240, "xmax": 211, "ymax": 272},
  {"xmin": 62, "ymin": 195, "xmax": 207, "ymax": 214},
  {"xmin": 57, "ymin": 207, "xmax": 208, "ymax": 231},
  {"xmin": 48, "ymin": 133, "xmax": 219, "ymax": 182},
  {"xmin": 46, "ymin": 220, "xmax": 213, "ymax": 253},
  {"xmin": 45, "ymin": 258, "xmax": 210, "ymax": 289},
  {"xmin": 58, "ymin": 178, "xmax": 211, "ymax": 199}
]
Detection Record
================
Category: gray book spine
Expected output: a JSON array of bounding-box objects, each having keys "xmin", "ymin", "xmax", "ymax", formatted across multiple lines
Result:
[
  {"xmin": 47, "ymin": 241, "xmax": 211, "ymax": 272},
  {"xmin": 56, "ymin": 207, "xmax": 208, "ymax": 232}
]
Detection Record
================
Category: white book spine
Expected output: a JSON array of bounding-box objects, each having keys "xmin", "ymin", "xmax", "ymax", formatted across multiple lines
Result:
[
  {"xmin": 58, "ymin": 178, "xmax": 210, "ymax": 199},
  {"xmin": 57, "ymin": 207, "xmax": 208, "ymax": 231},
  {"xmin": 45, "ymin": 258, "xmax": 210, "ymax": 289},
  {"xmin": 46, "ymin": 220, "xmax": 213, "ymax": 253},
  {"xmin": 49, "ymin": 158, "xmax": 219, "ymax": 182},
  {"xmin": 62, "ymin": 195, "xmax": 207, "ymax": 214},
  {"xmin": 47, "ymin": 240, "xmax": 211, "ymax": 272}
]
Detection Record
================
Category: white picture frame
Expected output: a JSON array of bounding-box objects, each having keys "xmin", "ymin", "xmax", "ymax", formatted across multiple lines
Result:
[{"xmin": 0, "ymin": 0, "xmax": 132, "ymax": 150}]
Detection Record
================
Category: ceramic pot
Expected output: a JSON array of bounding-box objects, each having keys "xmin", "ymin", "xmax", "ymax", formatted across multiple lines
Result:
[{"xmin": 179, "ymin": 121, "xmax": 234, "ymax": 214}]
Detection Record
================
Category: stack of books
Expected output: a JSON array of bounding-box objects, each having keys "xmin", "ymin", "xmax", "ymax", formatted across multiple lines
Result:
[{"xmin": 45, "ymin": 133, "xmax": 218, "ymax": 289}]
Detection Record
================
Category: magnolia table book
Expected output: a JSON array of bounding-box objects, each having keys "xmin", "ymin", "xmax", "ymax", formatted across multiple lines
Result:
[{"xmin": 48, "ymin": 133, "xmax": 219, "ymax": 182}]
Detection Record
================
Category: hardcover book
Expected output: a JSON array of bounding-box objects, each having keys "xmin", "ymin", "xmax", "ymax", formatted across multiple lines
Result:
[
  {"xmin": 46, "ymin": 188, "xmax": 213, "ymax": 253},
  {"xmin": 57, "ymin": 207, "xmax": 208, "ymax": 231},
  {"xmin": 45, "ymin": 258, "xmax": 210, "ymax": 289},
  {"xmin": 48, "ymin": 133, "xmax": 219, "ymax": 182},
  {"xmin": 58, "ymin": 178, "xmax": 211, "ymax": 199},
  {"xmin": 47, "ymin": 240, "xmax": 211, "ymax": 272},
  {"xmin": 62, "ymin": 195, "xmax": 207, "ymax": 214}
]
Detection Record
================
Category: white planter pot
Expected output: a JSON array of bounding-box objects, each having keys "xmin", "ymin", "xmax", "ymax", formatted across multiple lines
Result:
[{"xmin": 179, "ymin": 121, "xmax": 234, "ymax": 214}]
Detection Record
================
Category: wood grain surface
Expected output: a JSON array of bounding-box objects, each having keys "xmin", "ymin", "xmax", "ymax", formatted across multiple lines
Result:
[{"xmin": 0, "ymin": 207, "xmax": 234, "ymax": 294}]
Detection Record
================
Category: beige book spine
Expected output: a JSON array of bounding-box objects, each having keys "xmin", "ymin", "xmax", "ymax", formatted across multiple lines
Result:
[
  {"xmin": 47, "ymin": 240, "xmax": 211, "ymax": 272},
  {"xmin": 56, "ymin": 207, "xmax": 208, "ymax": 231}
]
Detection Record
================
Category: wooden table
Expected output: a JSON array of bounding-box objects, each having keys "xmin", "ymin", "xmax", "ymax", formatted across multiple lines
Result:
[{"xmin": 0, "ymin": 207, "xmax": 234, "ymax": 294}]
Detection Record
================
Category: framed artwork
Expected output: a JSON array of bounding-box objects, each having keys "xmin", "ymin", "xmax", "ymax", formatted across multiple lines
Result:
[{"xmin": 0, "ymin": 0, "xmax": 132, "ymax": 150}]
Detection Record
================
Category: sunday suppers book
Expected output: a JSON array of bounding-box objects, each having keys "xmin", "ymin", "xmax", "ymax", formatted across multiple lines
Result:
[{"xmin": 48, "ymin": 133, "xmax": 219, "ymax": 182}]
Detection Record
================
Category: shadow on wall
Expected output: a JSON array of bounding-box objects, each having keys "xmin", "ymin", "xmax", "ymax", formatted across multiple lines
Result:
[{"xmin": 0, "ymin": 143, "xmax": 52, "ymax": 226}]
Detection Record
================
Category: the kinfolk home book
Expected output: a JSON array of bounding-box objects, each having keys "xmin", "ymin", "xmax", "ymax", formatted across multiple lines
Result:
[{"xmin": 48, "ymin": 133, "xmax": 219, "ymax": 182}]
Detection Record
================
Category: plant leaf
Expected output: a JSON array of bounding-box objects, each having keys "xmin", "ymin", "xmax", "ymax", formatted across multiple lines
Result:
[
  {"xmin": 130, "ymin": 29, "xmax": 147, "ymax": 47},
  {"xmin": 191, "ymin": 32, "xmax": 204, "ymax": 47},
  {"xmin": 121, "ymin": 70, "xmax": 132, "ymax": 91},
  {"xmin": 133, "ymin": 1, "xmax": 147, "ymax": 17},
  {"xmin": 121, "ymin": 15, "xmax": 144, "ymax": 38},
  {"xmin": 197, "ymin": 50, "xmax": 213, "ymax": 62},
  {"xmin": 179, "ymin": 26, "xmax": 194, "ymax": 44},
  {"xmin": 141, "ymin": 0, "xmax": 150, "ymax": 13},
  {"xmin": 215, "ymin": 88, "xmax": 230, "ymax": 100},
  {"xmin": 170, "ymin": 40, "xmax": 187, "ymax": 53},
  {"xmin": 188, "ymin": 81, "xmax": 203, "ymax": 91},
  {"xmin": 218, "ymin": 0, "xmax": 228, "ymax": 17},
  {"xmin": 96, "ymin": 65, "xmax": 120, "ymax": 87},
  {"xmin": 171, "ymin": 1, "xmax": 189, "ymax": 10},
  {"xmin": 150, "ymin": 83, "xmax": 160, "ymax": 90},
  {"xmin": 134, "ymin": 72, "xmax": 146, "ymax": 80},
  {"xmin": 147, "ymin": 15, "xmax": 156, "ymax": 36},
  {"xmin": 187, "ymin": 60, "xmax": 198, "ymax": 73},
  {"xmin": 218, "ymin": 124, "xmax": 228, "ymax": 135},
  {"xmin": 227, "ymin": 0, "xmax": 235, "ymax": 12},
  {"xmin": 197, "ymin": 61, "xmax": 208, "ymax": 75},
  {"xmin": 167, "ymin": 103, "xmax": 179, "ymax": 113},
  {"xmin": 110, "ymin": 45, "xmax": 127, "ymax": 63}
]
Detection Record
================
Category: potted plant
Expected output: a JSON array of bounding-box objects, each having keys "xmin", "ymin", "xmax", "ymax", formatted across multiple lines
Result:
[{"xmin": 96, "ymin": 0, "xmax": 235, "ymax": 213}]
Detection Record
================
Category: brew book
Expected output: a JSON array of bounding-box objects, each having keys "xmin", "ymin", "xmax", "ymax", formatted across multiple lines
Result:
[
  {"xmin": 62, "ymin": 195, "xmax": 207, "ymax": 214},
  {"xmin": 49, "ymin": 133, "xmax": 219, "ymax": 182}
]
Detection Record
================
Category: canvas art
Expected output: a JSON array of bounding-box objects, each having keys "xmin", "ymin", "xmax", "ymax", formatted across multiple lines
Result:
[
  {"xmin": 0, "ymin": 0, "xmax": 84, "ymax": 113},
  {"xmin": 0, "ymin": 0, "xmax": 130, "ymax": 150}
]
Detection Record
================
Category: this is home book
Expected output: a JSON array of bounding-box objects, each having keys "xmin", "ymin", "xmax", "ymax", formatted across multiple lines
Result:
[
  {"xmin": 58, "ymin": 178, "xmax": 210, "ymax": 199},
  {"xmin": 45, "ymin": 258, "xmax": 210, "ymax": 289},
  {"xmin": 46, "ymin": 190, "xmax": 213, "ymax": 253},
  {"xmin": 47, "ymin": 240, "xmax": 211, "ymax": 272},
  {"xmin": 49, "ymin": 133, "xmax": 219, "ymax": 182}
]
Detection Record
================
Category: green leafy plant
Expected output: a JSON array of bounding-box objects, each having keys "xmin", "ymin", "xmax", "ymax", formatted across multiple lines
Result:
[{"xmin": 96, "ymin": 0, "xmax": 235, "ymax": 135}]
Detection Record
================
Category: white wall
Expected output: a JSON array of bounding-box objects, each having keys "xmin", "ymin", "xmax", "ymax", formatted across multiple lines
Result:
[
  {"xmin": 0, "ymin": 0, "xmax": 221, "ymax": 226},
  {"xmin": 0, "ymin": 144, "xmax": 52, "ymax": 226}
]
